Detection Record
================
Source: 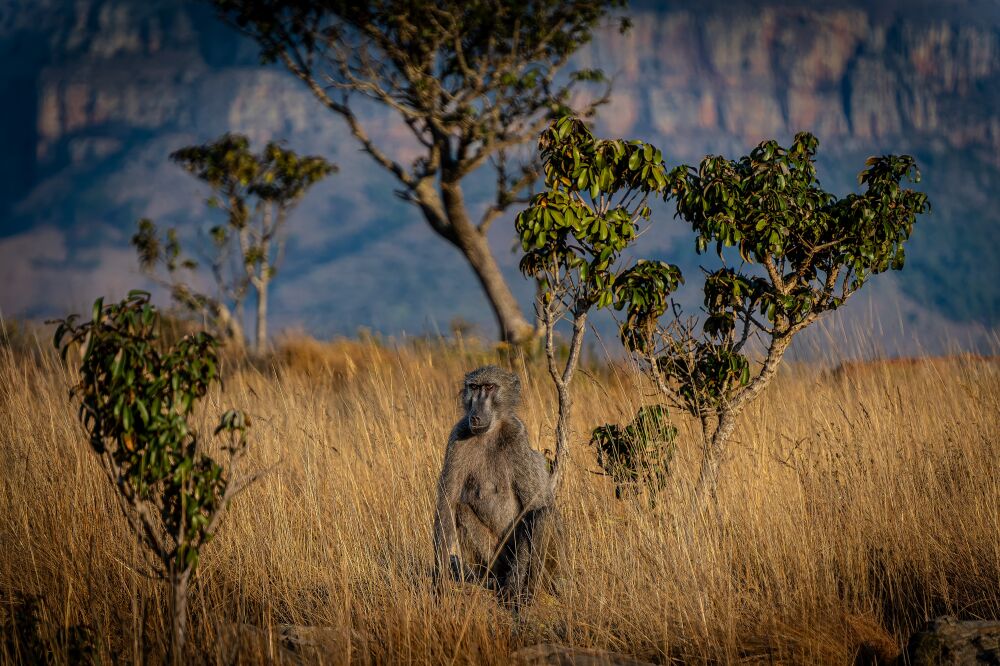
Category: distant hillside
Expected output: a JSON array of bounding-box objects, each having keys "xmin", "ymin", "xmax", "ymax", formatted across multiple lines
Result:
[{"xmin": 0, "ymin": 0, "xmax": 997, "ymax": 351}]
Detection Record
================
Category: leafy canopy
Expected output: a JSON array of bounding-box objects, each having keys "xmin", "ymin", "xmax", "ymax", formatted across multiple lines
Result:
[
  {"xmin": 215, "ymin": 1, "xmax": 628, "ymax": 153},
  {"xmin": 617, "ymin": 131, "xmax": 927, "ymax": 416},
  {"xmin": 135, "ymin": 133, "xmax": 333, "ymax": 278},
  {"xmin": 668, "ymin": 134, "xmax": 929, "ymax": 344},
  {"xmin": 168, "ymin": 133, "xmax": 334, "ymax": 242},
  {"xmin": 516, "ymin": 116, "xmax": 680, "ymax": 313}
]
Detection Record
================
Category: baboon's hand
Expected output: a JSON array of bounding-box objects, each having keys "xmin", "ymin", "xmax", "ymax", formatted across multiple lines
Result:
[{"xmin": 449, "ymin": 554, "xmax": 465, "ymax": 581}]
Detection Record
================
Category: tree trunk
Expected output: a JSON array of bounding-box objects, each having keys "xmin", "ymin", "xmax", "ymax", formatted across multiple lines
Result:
[
  {"xmin": 552, "ymin": 381, "xmax": 573, "ymax": 491},
  {"xmin": 169, "ymin": 569, "xmax": 191, "ymax": 665},
  {"xmin": 255, "ymin": 278, "xmax": 268, "ymax": 355},
  {"xmin": 693, "ymin": 334, "xmax": 793, "ymax": 503},
  {"xmin": 254, "ymin": 231, "xmax": 270, "ymax": 354},
  {"xmin": 213, "ymin": 302, "xmax": 245, "ymax": 348},
  {"xmin": 544, "ymin": 308, "xmax": 587, "ymax": 496},
  {"xmin": 437, "ymin": 181, "xmax": 536, "ymax": 344},
  {"xmin": 694, "ymin": 413, "xmax": 736, "ymax": 503}
]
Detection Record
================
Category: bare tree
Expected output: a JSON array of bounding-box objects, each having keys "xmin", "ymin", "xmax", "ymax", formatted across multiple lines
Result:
[{"xmin": 212, "ymin": 0, "xmax": 628, "ymax": 343}]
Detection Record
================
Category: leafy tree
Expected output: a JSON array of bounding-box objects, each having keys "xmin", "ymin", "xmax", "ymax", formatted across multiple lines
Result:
[
  {"xmin": 52, "ymin": 291, "xmax": 262, "ymax": 661},
  {"xmin": 133, "ymin": 134, "xmax": 335, "ymax": 354},
  {"xmin": 515, "ymin": 115, "xmax": 671, "ymax": 492},
  {"xmin": 211, "ymin": 0, "xmax": 628, "ymax": 343},
  {"xmin": 517, "ymin": 117, "xmax": 929, "ymax": 502}
]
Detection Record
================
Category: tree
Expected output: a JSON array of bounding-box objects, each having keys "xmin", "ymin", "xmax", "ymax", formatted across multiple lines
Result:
[
  {"xmin": 133, "ymin": 134, "xmax": 335, "ymax": 353},
  {"xmin": 517, "ymin": 117, "xmax": 929, "ymax": 503},
  {"xmin": 211, "ymin": 0, "xmax": 628, "ymax": 344},
  {"xmin": 515, "ymin": 115, "xmax": 672, "ymax": 494},
  {"xmin": 52, "ymin": 291, "xmax": 262, "ymax": 662}
]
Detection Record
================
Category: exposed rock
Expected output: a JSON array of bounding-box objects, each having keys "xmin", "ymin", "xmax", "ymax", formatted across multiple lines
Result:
[
  {"xmin": 13, "ymin": 1, "xmax": 1000, "ymax": 171},
  {"xmin": 584, "ymin": 5, "xmax": 1000, "ymax": 164},
  {"xmin": 905, "ymin": 616, "xmax": 1000, "ymax": 665}
]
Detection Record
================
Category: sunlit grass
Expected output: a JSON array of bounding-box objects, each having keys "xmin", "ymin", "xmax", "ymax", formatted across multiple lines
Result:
[{"xmin": 0, "ymin": 333, "xmax": 997, "ymax": 664}]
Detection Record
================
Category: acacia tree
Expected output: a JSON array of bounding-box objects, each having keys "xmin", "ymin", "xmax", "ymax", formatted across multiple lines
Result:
[
  {"xmin": 211, "ymin": 0, "xmax": 628, "ymax": 343},
  {"xmin": 517, "ymin": 117, "xmax": 929, "ymax": 502},
  {"xmin": 134, "ymin": 134, "xmax": 334, "ymax": 353}
]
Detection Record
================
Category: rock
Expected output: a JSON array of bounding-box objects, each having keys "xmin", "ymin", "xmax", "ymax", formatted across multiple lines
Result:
[
  {"xmin": 512, "ymin": 643, "xmax": 655, "ymax": 666},
  {"xmin": 904, "ymin": 615, "xmax": 1000, "ymax": 665}
]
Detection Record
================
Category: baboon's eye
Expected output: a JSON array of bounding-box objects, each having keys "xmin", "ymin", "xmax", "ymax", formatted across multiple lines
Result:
[{"xmin": 485, "ymin": 384, "xmax": 497, "ymax": 393}]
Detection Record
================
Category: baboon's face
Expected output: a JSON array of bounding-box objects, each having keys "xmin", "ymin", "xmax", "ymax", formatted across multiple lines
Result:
[{"xmin": 462, "ymin": 366, "xmax": 519, "ymax": 435}]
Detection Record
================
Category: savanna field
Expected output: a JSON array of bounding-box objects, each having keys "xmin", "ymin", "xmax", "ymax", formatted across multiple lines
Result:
[{"xmin": 1, "ymin": 330, "xmax": 998, "ymax": 664}]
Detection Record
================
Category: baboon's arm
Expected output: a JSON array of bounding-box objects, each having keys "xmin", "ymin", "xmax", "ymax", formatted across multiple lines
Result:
[
  {"xmin": 512, "ymin": 447, "xmax": 553, "ymax": 513},
  {"xmin": 432, "ymin": 440, "xmax": 463, "ymax": 575},
  {"xmin": 503, "ymin": 419, "xmax": 552, "ymax": 513},
  {"xmin": 432, "ymin": 483, "xmax": 461, "ymax": 561}
]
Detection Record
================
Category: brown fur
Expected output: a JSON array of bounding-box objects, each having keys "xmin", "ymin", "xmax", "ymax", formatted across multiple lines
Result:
[{"xmin": 432, "ymin": 366, "xmax": 561, "ymax": 607}]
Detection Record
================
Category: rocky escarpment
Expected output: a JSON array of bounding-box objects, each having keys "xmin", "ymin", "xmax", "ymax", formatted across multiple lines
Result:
[
  {"xmin": 586, "ymin": 5, "xmax": 999, "ymax": 164},
  {"xmin": 16, "ymin": 1, "xmax": 1000, "ymax": 180}
]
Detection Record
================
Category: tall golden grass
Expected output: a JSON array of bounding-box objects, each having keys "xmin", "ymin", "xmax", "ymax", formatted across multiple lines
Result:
[{"xmin": 0, "ymin": 333, "xmax": 997, "ymax": 664}]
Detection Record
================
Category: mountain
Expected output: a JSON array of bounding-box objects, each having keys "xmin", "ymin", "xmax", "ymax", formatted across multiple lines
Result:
[{"xmin": 1, "ymin": 0, "xmax": 997, "ymax": 353}]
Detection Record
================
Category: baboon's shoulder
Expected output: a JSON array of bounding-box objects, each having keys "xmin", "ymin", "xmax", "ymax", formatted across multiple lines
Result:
[{"xmin": 497, "ymin": 417, "xmax": 530, "ymax": 450}]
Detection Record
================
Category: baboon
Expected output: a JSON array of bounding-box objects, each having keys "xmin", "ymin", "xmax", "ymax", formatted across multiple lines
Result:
[{"xmin": 432, "ymin": 365, "xmax": 561, "ymax": 608}]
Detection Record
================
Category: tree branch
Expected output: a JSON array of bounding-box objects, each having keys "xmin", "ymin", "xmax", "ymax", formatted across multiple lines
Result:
[{"xmin": 278, "ymin": 52, "xmax": 416, "ymax": 189}]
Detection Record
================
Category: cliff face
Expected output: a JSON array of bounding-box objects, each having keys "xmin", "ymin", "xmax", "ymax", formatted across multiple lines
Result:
[
  {"xmin": 18, "ymin": 2, "xmax": 999, "ymax": 182},
  {"xmin": 587, "ymin": 6, "xmax": 999, "ymax": 165},
  {"xmin": 1, "ymin": 1, "xmax": 997, "ymax": 343}
]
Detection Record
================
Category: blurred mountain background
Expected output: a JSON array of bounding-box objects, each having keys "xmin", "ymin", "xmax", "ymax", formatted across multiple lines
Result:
[{"xmin": 1, "ymin": 0, "xmax": 997, "ymax": 354}]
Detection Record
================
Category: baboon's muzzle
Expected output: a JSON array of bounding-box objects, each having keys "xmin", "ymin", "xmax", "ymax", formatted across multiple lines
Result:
[{"xmin": 468, "ymin": 411, "xmax": 492, "ymax": 434}]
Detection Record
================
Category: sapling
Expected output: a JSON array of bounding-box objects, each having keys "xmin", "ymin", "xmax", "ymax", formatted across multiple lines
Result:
[
  {"xmin": 133, "ymin": 134, "xmax": 334, "ymax": 353},
  {"xmin": 53, "ymin": 291, "xmax": 262, "ymax": 661},
  {"xmin": 515, "ymin": 116, "xmax": 677, "ymax": 493}
]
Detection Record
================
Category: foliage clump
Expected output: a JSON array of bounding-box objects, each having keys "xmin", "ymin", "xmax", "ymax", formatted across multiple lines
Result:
[{"xmin": 591, "ymin": 405, "xmax": 677, "ymax": 505}]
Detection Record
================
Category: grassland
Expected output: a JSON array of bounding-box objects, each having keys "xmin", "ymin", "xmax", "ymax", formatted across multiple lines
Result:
[{"xmin": 0, "ymin": 332, "xmax": 997, "ymax": 664}]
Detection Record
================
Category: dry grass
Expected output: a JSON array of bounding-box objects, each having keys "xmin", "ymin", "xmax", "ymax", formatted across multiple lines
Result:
[{"xmin": 0, "ymin": 335, "xmax": 997, "ymax": 664}]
